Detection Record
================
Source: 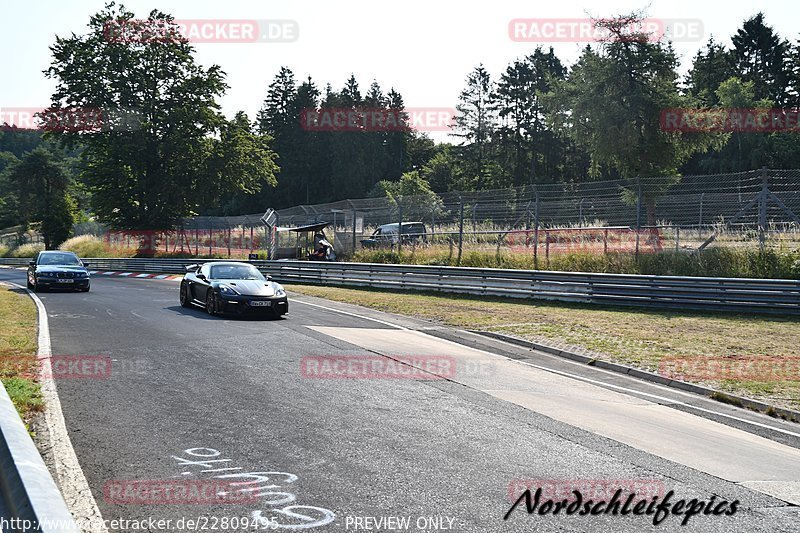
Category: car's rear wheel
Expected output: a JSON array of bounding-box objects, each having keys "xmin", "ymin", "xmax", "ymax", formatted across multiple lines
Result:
[
  {"xmin": 180, "ymin": 282, "xmax": 191, "ymax": 308},
  {"xmin": 205, "ymin": 290, "xmax": 217, "ymax": 315}
]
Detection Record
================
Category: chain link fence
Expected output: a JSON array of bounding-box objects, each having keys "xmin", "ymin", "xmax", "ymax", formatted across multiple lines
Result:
[
  {"xmin": 5, "ymin": 169, "xmax": 797, "ymax": 262},
  {"xmin": 251, "ymin": 168, "xmax": 800, "ymax": 262}
]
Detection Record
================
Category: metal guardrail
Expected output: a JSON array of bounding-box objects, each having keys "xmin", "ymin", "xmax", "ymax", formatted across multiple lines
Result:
[
  {"xmin": 0, "ymin": 384, "xmax": 79, "ymax": 532},
  {"xmin": 2, "ymin": 258, "xmax": 799, "ymax": 315}
]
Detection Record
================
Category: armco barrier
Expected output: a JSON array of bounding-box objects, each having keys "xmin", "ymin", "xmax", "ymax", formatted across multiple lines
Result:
[
  {"xmin": 1, "ymin": 258, "xmax": 799, "ymax": 315},
  {"xmin": 0, "ymin": 379, "xmax": 78, "ymax": 532}
]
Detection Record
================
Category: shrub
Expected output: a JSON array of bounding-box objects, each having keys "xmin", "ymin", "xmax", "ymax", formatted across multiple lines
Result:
[
  {"xmin": 58, "ymin": 235, "xmax": 114, "ymax": 257},
  {"xmin": 6, "ymin": 243, "xmax": 44, "ymax": 258},
  {"xmin": 0, "ymin": 245, "xmax": 8, "ymax": 258}
]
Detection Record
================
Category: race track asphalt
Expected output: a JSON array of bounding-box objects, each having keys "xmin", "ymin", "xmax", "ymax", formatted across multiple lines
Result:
[{"xmin": 0, "ymin": 268, "xmax": 798, "ymax": 533}]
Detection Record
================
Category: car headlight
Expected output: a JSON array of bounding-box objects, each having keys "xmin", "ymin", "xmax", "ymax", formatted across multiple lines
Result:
[
  {"xmin": 218, "ymin": 284, "xmax": 239, "ymax": 296},
  {"xmin": 274, "ymin": 284, "xmax": 286, "ymax": 298}
]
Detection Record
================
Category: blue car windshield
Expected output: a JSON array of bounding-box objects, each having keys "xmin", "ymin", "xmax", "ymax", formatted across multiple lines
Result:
[
  {"xmin": 210, "ymin": 265, "xmax": 265, "ymax": 280},
  {"xmin": 38, "ymin": 253, "xmax": 81, "ymax": 266}
]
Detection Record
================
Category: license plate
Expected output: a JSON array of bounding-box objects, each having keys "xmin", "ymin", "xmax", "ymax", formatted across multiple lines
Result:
[
  {"xmin": 57, "ymin": 279, "xmax": 74, "ymax": 283},
  {"xmin": 249, "ymin": 300, "xmax": 271, "ymax": 307}
]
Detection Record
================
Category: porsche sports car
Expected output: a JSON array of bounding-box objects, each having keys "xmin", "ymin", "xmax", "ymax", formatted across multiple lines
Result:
[
  {"xmin": 179, "ymin": 261, "xmax": 287, "ymax": 317},
  {"xmin": 27, "ymin": 250, "xmax": 91, "ymax": 292}
]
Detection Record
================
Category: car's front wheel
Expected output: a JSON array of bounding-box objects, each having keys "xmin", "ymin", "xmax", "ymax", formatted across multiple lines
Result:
[
  {"xmin": 179, "ymin": 282, "xmax": 192, "ymax": 308},
  {"xmin": 205, "ymin": 290, "xmax": 217, "ymax": 316},
  {"xmin": 27, "ymin": 277, "xmax": 33, "ymax": 290}
]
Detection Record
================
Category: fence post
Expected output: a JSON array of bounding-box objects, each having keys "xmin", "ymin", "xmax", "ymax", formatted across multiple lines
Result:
[
  {"xmin": 545, "ymin": 229, "xmax": 550, "ymax": 267},
  {"xmin": 698, "ymin": 193, "xmax": 704, "ymax": 227},
  {"xmin": 635, "ymin": 177, "xmax": 642, "ymax": 258},
  {"xmin": 208, "ymin": 220, "xmax": 212, "ymax": 256},
  {"xmin": 533, "ymin": 192, "xmax": 540, "ymax": 269},
  {"xmin": 524, "ymin": 201, "xmax": 532, "ymax": 248},
  {"xmin": 604, "ymin": 228, "xmax": 608, "ymax": 254},
  {"xmin": 227, "ymin": 228, "xmax": 231, "ymax": 258},
  {"xmin": 457, "ymin": 198, "xmax": 464, "ymax": 266},
  {"xmin": 397, "ymin": 201, "xmax": 404, "ymax": 254},
  {"xmin": 675, "ymin": 227, "xmax": 680, "ymax": 252},
  {"xmin": 578, "ymin": 198, "xmax": 584, "ymax": 227},
  {"xmin": 352, "ymin": 209, "xmax": 357, "ymax": 254},
  {"xmin": 759, "ymin": 167, "xmax": 769, "ymax": 251}
]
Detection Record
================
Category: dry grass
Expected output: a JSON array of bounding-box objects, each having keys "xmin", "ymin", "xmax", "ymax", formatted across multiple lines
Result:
[
  {"xmin": 286, "ymin": 284, "xmax": 800, "ymax": 410},
  {"xmin": 0, "ymin": 286, "xmax": 43, "ymax": 423}
]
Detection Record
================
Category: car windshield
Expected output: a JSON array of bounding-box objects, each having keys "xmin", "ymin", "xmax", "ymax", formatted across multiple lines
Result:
[
  {"xmin": 209, "ymin": 265, "xmax": 265, "ymax": 280},
  {"xmin": 38, "ymin": 253, "xmax": 81, "ymax": 266}
]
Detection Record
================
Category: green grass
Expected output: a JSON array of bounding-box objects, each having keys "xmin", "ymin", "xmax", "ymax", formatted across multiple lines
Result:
[
  {"xmin": 352, "ymin": 247, "xmax": 800, "ymax": 279},
  {"xmin": 286, "ymin": 283, "xmax": 800, "ymax": 411},
  {"xmin": 0, "ymin": 287, "xmax": 44, "ymax": 423}
]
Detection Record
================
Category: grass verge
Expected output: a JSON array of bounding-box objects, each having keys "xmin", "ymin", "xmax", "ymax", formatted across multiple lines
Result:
[
  {"xmin": 0, "ymin": 286, "xmax": 44, "ymax": 424},
  {"xmin": 286, "ymin": 283, "xmax": 800, "ymax": 411}
]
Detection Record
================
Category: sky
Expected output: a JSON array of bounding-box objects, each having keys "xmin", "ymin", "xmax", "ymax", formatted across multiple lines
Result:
[{"xmin": 2, "ymin": 0, "xmax": 799, "ymax": 142}]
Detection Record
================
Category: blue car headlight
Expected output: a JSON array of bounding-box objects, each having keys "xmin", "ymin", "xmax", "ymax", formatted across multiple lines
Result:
[
  {"xmin": 274, "ymin": 284, "xmax": 286, "ymax": 298},
  {"xmin": 218, "ymin": 284, "xmax": 239, "ymax": 296}
]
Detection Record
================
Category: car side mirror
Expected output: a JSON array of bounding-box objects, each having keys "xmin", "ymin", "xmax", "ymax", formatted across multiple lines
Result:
[
  {"xmin": 28, "ymin": 260, "xmax": 35, "ymax": 267},
  {"xmin": 82, "ymin": 262, "xmax": 89, "ymax": 269},
  {"xmin": 196, "ymin": 274, "xmax": 206, "ymax": 281}
]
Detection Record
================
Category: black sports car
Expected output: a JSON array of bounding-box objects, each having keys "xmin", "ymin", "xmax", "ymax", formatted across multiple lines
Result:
[
  {"xmin": 179, "ymin": 261, "xmax": 288, "ymax": 317},
  {"xmin": 27, "ymin": 251, "xmax": 91, "ymax": 292}
]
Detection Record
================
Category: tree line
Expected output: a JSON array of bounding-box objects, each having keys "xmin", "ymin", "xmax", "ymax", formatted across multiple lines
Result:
[{"xmin": 2, "ymin": 5, "xmax": 800, "ymax": 247}]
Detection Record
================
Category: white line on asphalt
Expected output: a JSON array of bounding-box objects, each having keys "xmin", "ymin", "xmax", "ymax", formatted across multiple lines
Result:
[
  {"xmin": 4, "ymin": 281, "xmax": 109, "ymax": 533},
  {"xmin": 292, "ymin": 299, "xmax": 800, "ymax": 440},
  {"xmin": 487, "ymin": 347, "xmax": 800, "ymax": 440},
  {"xmin": 291, "ymin": 298, "xmax": 409, "ymax": 330}
]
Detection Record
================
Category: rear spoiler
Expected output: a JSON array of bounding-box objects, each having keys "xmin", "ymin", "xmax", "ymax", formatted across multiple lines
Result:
[{"xmin": 185, "ymin": 264, "xmax": 200, "ymax": 272}]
